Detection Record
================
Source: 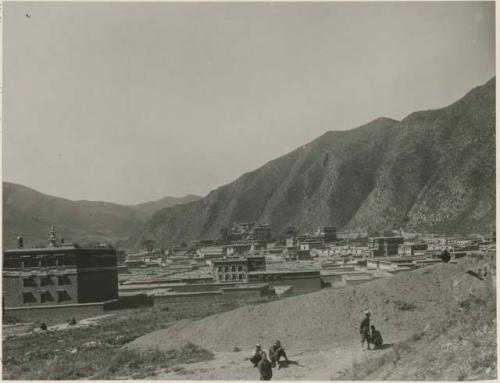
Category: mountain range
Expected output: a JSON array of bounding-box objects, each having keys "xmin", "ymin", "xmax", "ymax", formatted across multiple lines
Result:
[
  {"xmin": 2, "ymin": 182, "xmax": 200, "ymax": 248},
  {"xmin": 3, "ymin": 78, "xmax": 495, "ymax": 250},
  {"xmin": 134, "ymin": 77, "xmax": 495, "ymax": 248}
]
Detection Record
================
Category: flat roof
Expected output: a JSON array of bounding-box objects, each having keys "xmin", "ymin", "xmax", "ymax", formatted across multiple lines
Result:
[
  {"xmin": 248, "ymin": 269, "xmax": 320, "ymax": 276},
  {"xmin": 211, "ymin": 258, "xmax": 248, "ymax": 264},
  {"xmin": 4, "ymin": 246, "xmax": 115, "ymax": 255}
]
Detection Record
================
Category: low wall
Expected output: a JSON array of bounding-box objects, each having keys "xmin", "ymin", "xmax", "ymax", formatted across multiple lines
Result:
[
  {"xmin": 320, "ymin": 274, "xmax": 343, "ymax": 284},
  {"xmin": 152, "ymin": 285, "xmax": 271, "ymax": 310},
  {"xmin": 344, "ymin": 277, "xmax": 372, "ymax": 286},
  {"xmin": 4, "ymin": 301, "xmax": 110, "ymax": 323},
  {"xmin": 105, "ymin": 294, "xmax": 153, "ymax": 310}
]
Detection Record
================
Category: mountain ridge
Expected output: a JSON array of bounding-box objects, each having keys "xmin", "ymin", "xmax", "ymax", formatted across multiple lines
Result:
[
  {"xmin": 2, "ymin": 181, "xmax": 201, "ymax": 248},
  {"xmin": 134, "ymin": 77, "xmax": 495, "ymax": 247}
]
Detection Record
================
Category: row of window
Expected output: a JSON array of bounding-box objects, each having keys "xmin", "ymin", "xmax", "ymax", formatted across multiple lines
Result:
[
  {"xmin": 5, "ymin": 255, "xmax": 74, "ymax": 269},
  {"xmin": 218, "ymin": 273, "xmax": 245, "ymax": 281},
  {"xmin": 23, "ymin": 275, "xmax": 72, "ymax": 288},
  {"xmin": 22, "ymin": 290, "xmax": 72, "ymax": 304},
  {"xmin": 216, "ymin": 265, "xmax": 244, "ymax": 273}
]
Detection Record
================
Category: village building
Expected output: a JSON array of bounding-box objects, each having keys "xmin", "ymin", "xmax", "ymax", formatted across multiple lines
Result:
[
  {"xmin": 369, "ymin": 236, "xmax": 404, "ymax": 257},
  {"xmin": 318, "ymin": 226, "xmax": 338, "ymax": 243},
  {"xmin": 398, "ymin": 243, "xmax": 428, "ymax": 257},
  {"xmin": 252, "ymin": 224, "xmax": 272, "ymax": 242},
  {"xmin": 3, "ymin": 228, "xmax": 118, "ymax": 308},
  {"xmin": 246, "ymin": 255, "xmax": 266, "ymax": 271},
  {"xmin": 196, "ymin": 246, "xmax": 225, "ymax": 260},
  {"xmin": 211, "ymin": 258, "xmax": 249, "ymax": 282}
]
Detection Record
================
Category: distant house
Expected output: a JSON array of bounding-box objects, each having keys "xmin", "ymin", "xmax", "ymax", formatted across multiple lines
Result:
[
  {"xmin": 3, "ymin": 230, "xmax": 118, "ymax": 308},
  {"xmin": 318, "ymin": 226, "xmax": 338, "ymax": 243},
  {"xmin": 253, "ymin": 224, "xmax": 272, "ymax": 243},
  {"xmin": 398, "ymin": 243, "xmax": 428, "ymax": 257},
  {"xmin": 196, "ymin": 246, "xmax": 225, "ymax": 260},
  {"xmin": 369, "ymin": 236, "xmax": 404, "ymax": 257},
  {"xmin": 246, "ymin": 255, "xmax": 266, "ymax": 271},
  {"xmin": 211, "ymin": 258, "xmax": 249, "ymax": 283}
]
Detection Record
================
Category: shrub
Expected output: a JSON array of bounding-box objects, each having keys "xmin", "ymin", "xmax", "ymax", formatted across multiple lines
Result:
[{"xmin": 394, "ymin": 300, "xmax": 417, "ymax": 311}]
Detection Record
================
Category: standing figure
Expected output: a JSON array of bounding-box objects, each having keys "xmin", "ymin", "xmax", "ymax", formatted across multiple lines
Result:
[
  {"xmin": 257, "ymin": 351, "xmax": 273, "ymax": 380},
  {"xmin": 251, "ymin": 344, "xmax": 264, "ymax": 367},
  {"xmin": 269, "ymin": 340, "xmax": 289, "ymax": 368},
  {"xmin": 360, "ymin": 311, "xmax": 371, "ymax": 350}
]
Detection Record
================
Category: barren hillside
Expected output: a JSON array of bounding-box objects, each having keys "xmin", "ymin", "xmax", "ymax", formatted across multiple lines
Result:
[
  {"xmin": 135, "ymin": 77, "xmax": 495, "ymax": 247},
  {"xmin": 126, "ymin": 258, "xmax": 495, "ymax": 380}
]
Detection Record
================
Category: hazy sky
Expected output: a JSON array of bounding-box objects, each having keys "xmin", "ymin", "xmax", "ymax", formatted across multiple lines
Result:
[{"xmin": 4, "ymin": 2, "xmax": 495, "ymax": 205}]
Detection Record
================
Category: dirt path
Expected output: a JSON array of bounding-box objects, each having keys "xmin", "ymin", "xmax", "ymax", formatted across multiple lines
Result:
[{"xmin": 152, "ymin": 341, "xmax": 396, "ymax": 380}]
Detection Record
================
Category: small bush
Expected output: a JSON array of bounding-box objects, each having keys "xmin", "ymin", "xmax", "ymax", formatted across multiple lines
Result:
[
  {"xmin": 394, "ymin": 300, "xmax": 417, "ymax": 311},
  {"xmin": 460, "ymin": 297, "xmax": 486, "ymax": 312}
]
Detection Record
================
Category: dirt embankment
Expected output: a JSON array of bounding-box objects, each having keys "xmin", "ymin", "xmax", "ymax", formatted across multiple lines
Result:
[{"xmin": 128, "ymin": 258, "xmax": 491, "ymax": 354}]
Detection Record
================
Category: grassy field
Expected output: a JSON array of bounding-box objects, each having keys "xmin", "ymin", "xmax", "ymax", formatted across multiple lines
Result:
[{"xmin": 3, "ymin": 300, "xmax": 245, "ymax": 380}]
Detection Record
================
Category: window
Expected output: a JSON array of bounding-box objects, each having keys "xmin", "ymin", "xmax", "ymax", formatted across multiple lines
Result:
[
  {"xmin": 238, "ymin": 274, "xmax": 243, "ymax": 280},
  {"xmin": 218, "ymin": 274, "xmax": 223, "ymax": 281},
  {"xmin": 22, "ymin": 292, "xmax": 37, "ymax": 303},
  {"xmin": 46, "ymin": 257, "xmax": 57, "ymax": 267},
  {"xmin": 224, "ymin": 266, "xmax": 229, "ymax": 272},
  {"xmin": 57, "ymin": 275, "xmax": 71, "ymax": 286},
  {"xmin": 57, "ymin": 290, "xmax": 71, "ymax": 302},
  {"xmin": 238, "ymin": 265, "xmax": 243, "ymax": 271},
  {"xmin": 40, "ymin": 276, "xmax": 54, "ymax": 286},
  {"xmin": 231, "ymin": 266, "xmax": 236, "ymax": 272},
  {"xmin": 232, "ymin": 274, "xmax": 237, "ymax": 280},
  {"xmin": 23, "ymin": 277, "xmax": 37, "ymax": 287},
  {"xmin": 39, "ymin": 291, "xmax": 54, "ymax": 303}
]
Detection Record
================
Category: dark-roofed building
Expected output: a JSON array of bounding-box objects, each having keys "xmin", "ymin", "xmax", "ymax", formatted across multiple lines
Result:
[
  {"xmin": 253, "ymin": 224, "xmax": 272, "ymax": 242},
  {"xmin": 369, "ymin": 236, "xmax": 404, "ymax": 257},
  {"xmin": 319, "ymin": 226, "xmax": 337, "ymax": 243},
  {"xmin": 3, "ymin": 231, "xmax": 118, "ymax": 308}
]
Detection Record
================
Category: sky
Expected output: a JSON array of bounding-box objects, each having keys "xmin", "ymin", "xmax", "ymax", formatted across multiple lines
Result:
[{"xmin": 3, "ymin": 1, "xmax": 495, "ymax": 205}]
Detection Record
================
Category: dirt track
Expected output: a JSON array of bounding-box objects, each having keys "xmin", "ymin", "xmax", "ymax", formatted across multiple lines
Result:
[{"xmin": 153, "ymin": 343, "xmax": 396, "ymax": 380}]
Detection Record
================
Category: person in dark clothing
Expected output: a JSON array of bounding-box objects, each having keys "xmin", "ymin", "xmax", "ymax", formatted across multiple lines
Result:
[
  {"xmin": 360, "ymin": 311, "xmax": 371, "ymax": 350},
  {"xmin": 269, "ymin": 340, "xmax": 288, "ymax": 368},
  {"xmin": 440, "ymin": 249, "xmax": 451, "ymax": 263},
  {"xmin": 370, "ymin": 325, "xmax": 383, "ymax": 350},
  {"xmin": 251, "ymin": 344, "xmax": 264, "ymax": 367},
  {"xmin": 258, "ymin": 352, "xmax": 273, "ymax": 380}
]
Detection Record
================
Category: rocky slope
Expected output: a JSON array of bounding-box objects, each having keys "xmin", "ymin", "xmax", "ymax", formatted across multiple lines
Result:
[
  {"xmin": 2, "ymin": 182, "xmax": 200, "ymax": 248},
  {"xmin": 137, "ymin": 78, "xmax": 495, "ymax": 247}
]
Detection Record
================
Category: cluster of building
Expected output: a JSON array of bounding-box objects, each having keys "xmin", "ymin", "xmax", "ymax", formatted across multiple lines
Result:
[{"xmin": 3, "ymin": 223, "xmax": 495, "ymax": 322}]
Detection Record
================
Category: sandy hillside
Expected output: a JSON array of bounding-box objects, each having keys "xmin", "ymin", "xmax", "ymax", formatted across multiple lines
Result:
[{"xmin": 128, "ymin": 258, "xmax": 491, "ymax": 354}]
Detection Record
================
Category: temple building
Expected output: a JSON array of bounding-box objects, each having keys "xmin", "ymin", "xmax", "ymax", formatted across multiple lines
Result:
[{"xmin": 3, "ymin": 227, "xmax": 118, "ymax": 308}]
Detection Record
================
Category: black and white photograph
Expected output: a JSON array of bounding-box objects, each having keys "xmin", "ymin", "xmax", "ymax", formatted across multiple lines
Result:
[{"xmin": 2, "ymin": 1, "xmax": 497, "ymax": 380}]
